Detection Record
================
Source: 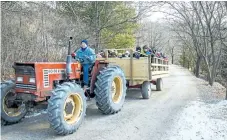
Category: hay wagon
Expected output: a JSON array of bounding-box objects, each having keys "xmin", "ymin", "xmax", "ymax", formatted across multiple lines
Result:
[{"xmin": 98, "ymin": 49, "xmax": 169, "ymax": 99}]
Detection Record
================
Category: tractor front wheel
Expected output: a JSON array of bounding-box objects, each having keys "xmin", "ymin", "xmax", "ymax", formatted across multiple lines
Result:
[
  {"xmin": 94, "ymin": 65, "xmax": 126, "ymax": 114},
  {"xmin": 48, "ymin": 82, "xmax": 86, "ymax": 135},
  {"xmin": 1, "ymin": 80, "xmax": 27, "ymax": 125}
]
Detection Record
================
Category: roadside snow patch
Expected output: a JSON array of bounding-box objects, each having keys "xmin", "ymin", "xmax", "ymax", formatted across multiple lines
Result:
[{"xmin": 165, "ymin": 100, "xmax": 227, "ymax": 140}]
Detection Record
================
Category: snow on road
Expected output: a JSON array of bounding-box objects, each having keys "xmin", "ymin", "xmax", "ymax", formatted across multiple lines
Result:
[
  {"xmin": 165, "ymin": 100, "xmax": 227, "ymax": 140},
  {"xmin": 164, "ymin": 67, "xmax": 227, "ymax": 140}
]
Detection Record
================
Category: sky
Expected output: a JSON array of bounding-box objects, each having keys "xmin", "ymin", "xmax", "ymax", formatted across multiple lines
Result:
[
  {"xmin": 139, "ymin": 2, "xmax": 169, "ymax": 23},
  {"xmin": 146, "ymin": 12, "xmax": 166, "ymax": 22}
]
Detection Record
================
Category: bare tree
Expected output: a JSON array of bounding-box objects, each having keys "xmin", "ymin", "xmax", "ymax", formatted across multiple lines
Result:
[
  {"xmin": 1, "ymin": 1, "xmax": 90, "ymax": 79},
  {"xmin": 166, "ymin": 2, "xmax": 204, "ymax": 77},
  {"xmin": 192, "ymin": 2, "xmax": 226, "ymax": 85},
  {"xmin": 138, "ymin": 21, "xmax": 167, "ymax": 51},
  {"xmin": 166, "ymin": 2, "xmax": 227, "ymax": 86}
]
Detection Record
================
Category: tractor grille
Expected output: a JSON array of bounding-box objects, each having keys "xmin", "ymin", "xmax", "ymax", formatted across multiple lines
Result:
[
  {"xmin": 16, "ymin": 83, "xmax": 36, "ymax": 90},
  {"xmin": 14, "ymin": 66, "xmax": 35, "ymax": 76}
]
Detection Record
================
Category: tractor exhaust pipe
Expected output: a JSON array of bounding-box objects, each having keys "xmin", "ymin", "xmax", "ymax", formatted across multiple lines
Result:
[{"xmin": 66, "ymin": 37, "xmax": 73, "ymax": 81}]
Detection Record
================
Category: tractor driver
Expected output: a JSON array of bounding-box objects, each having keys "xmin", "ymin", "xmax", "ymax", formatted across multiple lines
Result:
[{"xmin": 71, "ymin": 40, "xmax": 96, "ymax": 89}]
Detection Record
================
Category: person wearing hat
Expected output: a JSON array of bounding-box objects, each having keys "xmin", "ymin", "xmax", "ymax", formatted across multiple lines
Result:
[
  {"xmin": 124, "ymin": 51, "xmax": 130, "ymax": 57},
  {"xmin": 71, "ymin": 39, "xmax": 96, "ymax": 89},
  {"xmin": 133, "ymin": 46, "xmax": 141, "ymax": 59},
  {"xmin": 142, "ymin": 45, "xmax": 151, "ymax": 56},
  {"xmin": 133, "ymin": 46, "xmax": 147, "ymax": 58}
]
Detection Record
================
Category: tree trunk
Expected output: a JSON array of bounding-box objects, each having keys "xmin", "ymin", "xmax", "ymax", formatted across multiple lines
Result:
[
  {"xmin": 207, "ymin": 49, "xmax": 221, "ymax": 86},
  {"xmin": 207, "ymin": 71, "xmax": 213, "ymax": 86},
  {"xmin": 188, "ymin": 61, "xmax": 190, "ymax": 69},
  {"xmin": 95, "ymin": 31, "xmax": 100, "ymax": 54},
  {"xmin": 195, "ymin": 56, "xmax": 201, "ymax": 77},
  {"xmin": 171, "ymin": 47, "xmax": 174, "ymax": 64},
  {"xmin": 225, "ymin": 2, "xmax": 227, "ymax": 10},
  {"xmin": 171, "ymin": 55, "xmax": 174, "ymax": 64},
  {"xmin": 225, "ymin": 87, "xmax": 227, "ymax": 100},
  {"xmin": 183, "ymin": 56, "xmax": 185, "ymax": 67},
  {"xmin": 95, "ymin": 1, "xmax": 100, "ymax": 54}
]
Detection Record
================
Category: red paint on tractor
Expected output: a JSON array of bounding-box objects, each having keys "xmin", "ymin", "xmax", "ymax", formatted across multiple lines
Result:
[
  {"xmin": 90, "ymin": 60, "xmax": 109, "ymax": 93},
  {"xmin": 15, "ymin": 62, "xmax": 81, "ymax": 98}
]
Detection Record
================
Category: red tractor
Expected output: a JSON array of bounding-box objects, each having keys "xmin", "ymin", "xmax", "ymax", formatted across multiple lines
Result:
[{"xmin": 1, "ymin": 37, "xmax": 126, "ymax": 135}]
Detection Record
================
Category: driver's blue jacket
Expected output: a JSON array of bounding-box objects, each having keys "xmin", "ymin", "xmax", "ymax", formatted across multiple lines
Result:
[{"xmin": 75, "ymin": 47, "xmax": 96, "ymax": 64}]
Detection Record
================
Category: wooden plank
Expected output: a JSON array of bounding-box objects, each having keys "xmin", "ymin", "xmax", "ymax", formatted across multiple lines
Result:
[
  {"xmin": 151, "ymin": 64, "xmax": 169, "ymax": 67},
  {"xmin": 153, "ymin": 57, "xmax": 166, "ymax": 61},
  {"xmin": 107, "ymin": 58, "xmax": 149, "ymax": 80},
  {"xmin": 151, "ymin": 74, "xmax": 169, "ymax": 80},
  {"xmin": 130, "ymin": 49, "xmax": 133, "ymax": 85},
  {"xmin": 151, "ymin": 71, "xmax": 169, "ymax": 75},
  {"xmin": 148, "ymin": 55, "xmax": 151, "ymax": 80}
]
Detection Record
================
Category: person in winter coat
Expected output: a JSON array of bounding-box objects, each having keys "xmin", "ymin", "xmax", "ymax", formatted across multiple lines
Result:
[
  {"xmin": 71, "ymin": 40, "xmax": 96, "ymax": 89},
  {"xmin": 142, "ymin": 45, "xmax": 151, "ymax": 55},
  {"xmin": 124, "ymin": 51, "xmax": 130, "ymax": 57},
  {"xmin": 133, "ymin": 46, "xmax": 142, "ymax": 59}
]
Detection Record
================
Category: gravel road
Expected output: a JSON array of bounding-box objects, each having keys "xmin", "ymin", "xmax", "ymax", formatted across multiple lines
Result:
[{"xmin": 1, "ymin": 65, "xmax": 227, "ymax": 140}]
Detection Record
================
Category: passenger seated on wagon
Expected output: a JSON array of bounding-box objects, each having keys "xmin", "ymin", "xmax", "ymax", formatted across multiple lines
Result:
[
  {"xmin": 124, "ymin": 51, "xmax": 130, "ymax": 57},
  {"xmin": 156, "ymin": 52, "xmax": 161, "ymax": 58},
  {"xmin": 164, "ymin": 57, "xmax": 168, "ymax": 61},
  {"xmin": 108, "ymin": 50, "xmax": 112, "ymax": 57},
  {"xmin": 122, "ymin": 48, "xmax": 143, "ymax": 59},
  {"xmin": 137, "ymin": 45, "xmax": 153, "ymax": 58},
  {"xmin": 148, "ymin": 47, "xmax": 155, "ymax": 57},
  {"xmin": 133, "ymin": 46, "xmax": 143, "ymax": 59},
  {"xmin": 133, "ymin": 46, "xmax": 141, "ymax": 59},
  {"xmin": 113, "ymin": 50, "xmax": 118, "ymax": 57},
  {"xmin": 96, "ymin": 53, "xmax": 103, "ymax": 58},
  {"xmin": 142, "ymin": 45, "xmax": 151, "ymax": 56},
  {"xmin": 162, "ymin": 53, "xmax": 168, "ymax": 61},
  {"xmin": 100, "ymin": 50, "xmax": 105, "ymax": 57},
  {"xmin": 118, "ymin": 53, "xmax": 123, "ymax": 58},
  {"xmin": 96, "ymin": 50, "xmax": 105, "ymax": 58},
  {"xmin": 108, "ymin": 50, "xmax": 117, "ymax": 58}
]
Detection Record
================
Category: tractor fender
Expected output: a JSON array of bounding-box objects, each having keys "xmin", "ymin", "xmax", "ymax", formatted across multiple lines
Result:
[{"xmin": 89, "ymin": 60, "xmax": 109, "ymax": 94}]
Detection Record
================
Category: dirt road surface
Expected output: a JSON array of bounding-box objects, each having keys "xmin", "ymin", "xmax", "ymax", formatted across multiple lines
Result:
[{"xmin": 1, "ymin": 65, "xmax": 227, "ymax": 140}]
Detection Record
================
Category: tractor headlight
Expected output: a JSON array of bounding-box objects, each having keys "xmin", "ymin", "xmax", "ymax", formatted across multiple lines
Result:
[
  {"xmin": 17, "ymin": 77, "xmax": 23, "ymax": 82},
  {"xmin": 29, "ymin": 78, "xmax": 35, "ymax": 83}
]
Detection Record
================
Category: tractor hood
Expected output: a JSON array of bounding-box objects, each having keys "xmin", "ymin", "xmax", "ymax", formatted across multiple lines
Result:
[{"xmin": 14, "ymin": 61, "xmax": 81, "ymax": 98}]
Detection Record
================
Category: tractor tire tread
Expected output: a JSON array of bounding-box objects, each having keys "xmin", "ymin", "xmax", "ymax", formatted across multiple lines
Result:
[
  {"xmin": 94, "ymin": 65, "xmax": 126, "ymax": 115},
  {"xmin": 48, "ymin": 82, "xmax": 86, "ymax": 135},
  {"xmin": 1, "ymin": 80, "xmax": 27, "ymax": 125}
]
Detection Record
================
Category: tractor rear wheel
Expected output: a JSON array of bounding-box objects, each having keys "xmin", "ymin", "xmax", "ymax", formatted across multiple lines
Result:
[
  {"xmin": 156, "ymin": 78, "xmax": 163, "ymax": 91},
  {"xmin": 1, "ymin": 80, "xmax": 27, "ymax": 125},
  {"xmin": 94, "ymin": 65, "xmax": 126, "ymax": 114},
  {"xmin": 48, "ymin": 82, "xmax": 86, "ymax": 135},
  {"xmin": 141, "ymin": 81, "xmax": 152, "ymax": 99}
]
